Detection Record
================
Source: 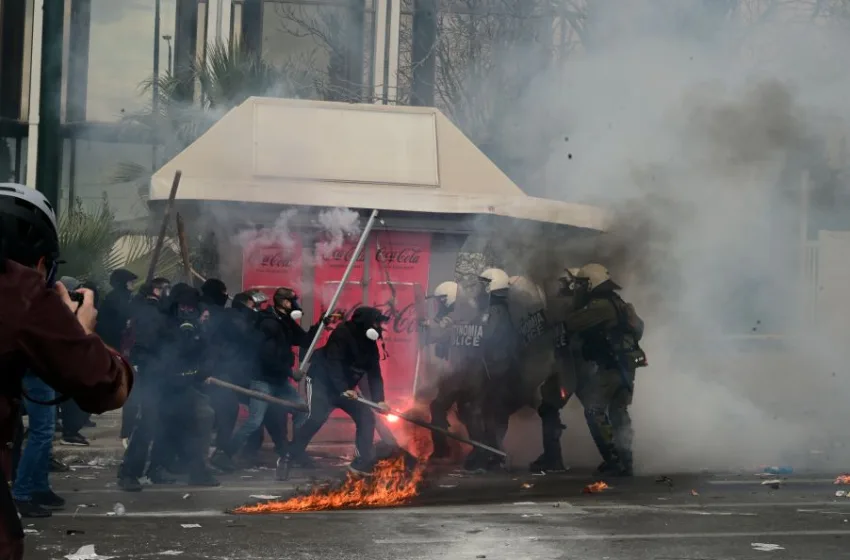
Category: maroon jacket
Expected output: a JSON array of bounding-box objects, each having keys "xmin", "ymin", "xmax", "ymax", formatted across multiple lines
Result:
[{"xmin": 0, "ymin": 260, "xmax": 134, "ymax": 560}]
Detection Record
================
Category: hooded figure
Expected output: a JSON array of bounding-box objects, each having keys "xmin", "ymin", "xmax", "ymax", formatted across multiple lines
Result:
[
  {"xmin": 285, "ymin": 306, "xmax": 391, "ymax": 478},
  {"xmin": 96, "ymin": 268, "xmax": 138, "ymax": 349},
  {"xmin": 200, "ymin": 278, "xmax": 228, "ymax": 308}
]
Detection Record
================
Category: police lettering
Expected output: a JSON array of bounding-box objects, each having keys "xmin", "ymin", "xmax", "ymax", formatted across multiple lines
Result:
[
  {"xmin": 451, "ymin": 324, "xmax": 483, "ymax": 347},
  {"xmin": 519, "ymin": 310, "xmax": 546, "ymax": 345}
]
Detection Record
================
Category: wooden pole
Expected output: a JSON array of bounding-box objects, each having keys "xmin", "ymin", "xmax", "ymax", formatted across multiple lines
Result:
[
  {"xmin": 205, "ymin": 377, "xmax": 308, "ymax": 413},
  {"xmin": 146, "ymin": 169, "xmax": 182, "ymax": 285}
]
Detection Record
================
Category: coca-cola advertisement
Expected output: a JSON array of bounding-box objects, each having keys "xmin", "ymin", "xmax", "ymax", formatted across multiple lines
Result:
[
  {"xmin": 368, "ymin": 231, "xmax": 432, "ymax": 408},
  {"xmin": 241, "ymin": 232, "xmax": 303, "ymax": 298}
]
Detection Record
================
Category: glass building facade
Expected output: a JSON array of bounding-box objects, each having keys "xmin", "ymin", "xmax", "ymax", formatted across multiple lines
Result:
[{"xmin": 0, "ymin": 0, "xmax": 571, "ymax": 226}]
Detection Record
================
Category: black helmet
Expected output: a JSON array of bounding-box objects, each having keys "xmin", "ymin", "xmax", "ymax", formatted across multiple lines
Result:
[
  {"xmin": 109, "ymin": 268, "xmax": 138, "ymax": 290},
  {"xmin": 0, "ymin": 183, "xmax": 60, "ymax": 276},
  {"xmin": 272, "ymin": 287, "xmax": 299, "ymax": 309},
  {"xmin": 351, "ymin": 306, "xmax": 390, "ymax": 327},
  {"xmin": 201, "ymin": 278, "xmax": 228, "ymax": 307}
]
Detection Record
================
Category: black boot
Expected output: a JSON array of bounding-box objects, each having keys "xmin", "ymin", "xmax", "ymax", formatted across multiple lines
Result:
[
  {"xmin": 148, "ymin": 466, "xmax": 178, "ymax": 484},
  {"xmin": 275, "ymin": 454, "xmax": 291, "ymax": 481},
  {"xmin": 210, "ymin": 450, "xmax": 236, "ymax": 473},
  {"xmin": 529, "ymin": 453, "xmax": 567, "ymax": 474},
  {"xmin": 188, "ymin": 469, "xmax": 221, "ymax": 487}
]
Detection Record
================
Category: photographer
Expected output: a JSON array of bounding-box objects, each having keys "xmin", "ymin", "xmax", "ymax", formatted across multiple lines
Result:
[{"xmin": 0, "ymin": 184, "xmax": 134, "ymax": 558}]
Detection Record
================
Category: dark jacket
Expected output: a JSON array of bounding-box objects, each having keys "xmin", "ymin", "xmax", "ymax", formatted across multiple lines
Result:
[
  {"xmin": 0, "ymin": 259, "xmax": 133, "ymax": 557},
  {"xmin": 155, "ymin": 313, "xmax": 207, "ymax": 390},
  {"xmin": 128, "ymin": 296, "xmax": 166, "ymax": 367},
  {"xmin": 210, "ymin": 306, "xmax": 261, "ymax": 386},
  {"xmin": 312, "ymin": 321, "xmax": 384, "ymax": 402},
  {"xmin": 96, "ymin": 287, "xmax": 134, "ymax": 349},
  {"xmin": 256, "ymin": 308, "xmax": 316, "ymax": 385}
]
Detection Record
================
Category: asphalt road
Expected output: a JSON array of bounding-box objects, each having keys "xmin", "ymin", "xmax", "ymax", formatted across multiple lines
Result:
[{"xmin": 23, "ymin": 460, "xmax": 850, "ymax": 560}]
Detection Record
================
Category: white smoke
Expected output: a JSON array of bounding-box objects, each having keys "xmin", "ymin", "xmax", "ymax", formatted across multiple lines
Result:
[
  {"xmin": 312, "ymin": 207, "xmax": 362, "ymax": 265},
  {"xmin": 464, "ymin": 0, "xmax": 850, "ymax": 472}
]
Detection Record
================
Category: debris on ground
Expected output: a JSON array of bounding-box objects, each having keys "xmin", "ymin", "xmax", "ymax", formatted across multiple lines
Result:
[
  {"xmin": 448, "ymin": 473, "xmax": 466, "ymax": 478},
  {"xmin": 835, "ymin": 490, "xmax": 847, "ymax": 497},
  {"xmin": 182, "ymin": 493, "xmax": 191, "ymax": 500},
  {"xmin": 751, "ymin": 542, "xmax": 785, "ymax": 552},
  {"xmin": 66, "ymin": 530, "xmax": 86, "ymax": 535},
  {"xmin": 109, "ymin": 503, "xmax": 125, "ymax": 517},
  {"xmin": 762, "ymin": 479, "xmax": 782, "ymax": 489},
  {"xmin": 65, "ymin": 545, "xmax": 116, "ymax": 560},
  {"xmin": 158, "ymin": 552, "xmax": 184, "ymax": 556},
  {"xmin": 476, "ymin": 556, "xmax": 486, "ymax": 559},
  {"xmin": 23, "ymin": 529, "xmax": 39, "ymax": 535},
  {"xmin": 834, "ymin": 474, "xmax": 850, "ymax": 485},
  {"xmin": 691, "ymin": 489, "xmax": 700, "ymax": 496},
  {"xmin": 521, "ymin": 513, "xmax": 543, "ymax": 518},
  {"xmin": 763, "ymin": 466, "xmax": 793, "ymax": 475},
  {"xmin": 438, "ymin": 485, "xmax": 458, "ymax": 489},
  {"xmin": 520, "ymin": 483, "xmax": 534, "ymax": 489},
  {"xmin": 180, "ymin": 524, "xmax": 202, "ymax": 529},
  {"xmin": 583, "ymin": 481, "xmax": 610, "ymax": 494},
  {"xmin": 248, "ymin": 495, "xmax": 282, "ymax": 500},
  {"xmin": 655, "ymin": 476, "xmax": 673, "ymax": 487}
]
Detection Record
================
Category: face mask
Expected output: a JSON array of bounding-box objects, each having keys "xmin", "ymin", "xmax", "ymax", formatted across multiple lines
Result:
[
  {"xmin": 290, "ymin": 309, "xmax": 303, "ymax": 321},
  {"xmin": 366, "ymin": 327, "xmax": 380, "ymax": 341}
]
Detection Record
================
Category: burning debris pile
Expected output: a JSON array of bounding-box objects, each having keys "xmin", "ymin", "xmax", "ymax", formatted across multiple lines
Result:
[{"xmin": 233, "ymin": 448, "xmax": 424, "ymax": 514}]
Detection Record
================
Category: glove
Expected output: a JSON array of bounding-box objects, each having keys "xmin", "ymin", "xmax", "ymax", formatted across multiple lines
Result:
[
  {"xmin": 342, "ymin": 390, "xmax": 358, "ymax": 399},
  {"xmin": 377, "ymin": 401, "xmax": 391, "ymax": 413}
]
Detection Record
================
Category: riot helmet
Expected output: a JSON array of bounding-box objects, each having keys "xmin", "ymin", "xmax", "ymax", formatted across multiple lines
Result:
[
  {"xmin": 432, "ymin": 281, "xmax": 458, "ymax": 309},
  {"xmin": 478, "ymin": 268, "xmax": 510, "ymax": 294},
  {"xmin": 0, "ymin": 183, "xmax": 60, "ymax": 285},
  {"xmin": 576, "ymin": 263, "xmax": 621, "ymax": 292}
]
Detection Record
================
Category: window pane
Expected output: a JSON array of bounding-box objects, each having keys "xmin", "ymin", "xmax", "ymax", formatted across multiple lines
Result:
[
  {"xmin": 70, "ymin": 139, "xmax": 153, "ymax": 225},
  {"xmin": 0, "ymin": 137, "xmax": 27, "ymax": 183},
  {"xmin": 261, "ymin": 0, "xmax": 373, "ymax": 102},
  {"xmin": 86, "ymin": 0, "xmax": 178, "ymax": 122}
]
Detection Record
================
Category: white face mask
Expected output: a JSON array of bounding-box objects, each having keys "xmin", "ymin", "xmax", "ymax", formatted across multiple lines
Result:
[
  {"xmin": 366, "ymin": 328, "xmax": 380, "ymax": 341},
  {"xmin": 290, "ymin": 309, "xmax": 303, "ymax": 321}
]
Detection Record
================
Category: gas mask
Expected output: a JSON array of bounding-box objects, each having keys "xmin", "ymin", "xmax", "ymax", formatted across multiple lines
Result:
[
  {"xmin": 289, "ymin": 298, "xmax": 303, "ymax": 321},
  {"xmin": 177, "ymin": 304, "xmax": 200, "ymax": 329},
  {"xmin": 366, "ymin": 326, "xmax": 381, "ymax": 341}
]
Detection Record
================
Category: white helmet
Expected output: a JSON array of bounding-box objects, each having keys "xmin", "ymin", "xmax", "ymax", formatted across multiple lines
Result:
[
  {"xmin": 479, "ymin": 268, "xmax": 510, "ymax": 293},
  {"xmin": 0, "ymin": 183, "xmax": 60, "ymax": 270},
  {"xmin": 576, "ymin": 263, "xmax": 621, "ymax": 291},
  {"xmin": 432, "ymin": 281, "xmax": 459, "ymax": 307}
]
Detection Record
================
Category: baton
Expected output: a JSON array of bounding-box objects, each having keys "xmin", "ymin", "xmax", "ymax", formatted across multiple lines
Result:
[
  {"xmin": 205, "ymin": 377, "xmax": 309, "ymax": 413},
  {"xmin": 349, "ymin": 395, "xmax": 507, "ymax": 458}
]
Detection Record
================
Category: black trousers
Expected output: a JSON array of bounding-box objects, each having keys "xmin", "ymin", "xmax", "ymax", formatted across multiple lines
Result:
[
  {"xmin": 243, "ymin": 406, "xmax": 287, "ymax": 456},
  {"xmin": 119, "ymin": 383, "xmax": 167, "ymax": 479},
  {"xmin": 290, "ymin": 378, "xmax": 376, "ymax": 462},
  {"xmin": 59, "ymin": 400, "xmax": 88, "ymax": 438},
  {"xmin": 158, "ymin": 386, "xmax": 215, "ymax": 477},
  {"xmin": 206, "ymin": 385, "xmax": 240, "ymax": 451}
]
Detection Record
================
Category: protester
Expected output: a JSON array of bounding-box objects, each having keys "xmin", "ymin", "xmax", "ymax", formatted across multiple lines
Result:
[{"xmin": 0, "ymin": 183, "xmax": 134, "ymax": 558}]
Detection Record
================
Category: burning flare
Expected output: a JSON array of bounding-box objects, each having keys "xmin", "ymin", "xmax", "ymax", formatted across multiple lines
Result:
[
  {"xmin": 834, "ymin": 475, "xmax": 850, "ymax": 485},
  {"xmin": 233, "ymin": 455, "xmax": 424, "ymax": 513},
  {"xmin": 583, "ymin": 481, "xmax": 610, "ymax": 494}
]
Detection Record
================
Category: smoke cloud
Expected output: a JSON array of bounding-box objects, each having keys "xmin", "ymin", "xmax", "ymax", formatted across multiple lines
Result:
[{"xmin": 477, "ymin": 0, "xmax": 850, "ymax": 472}]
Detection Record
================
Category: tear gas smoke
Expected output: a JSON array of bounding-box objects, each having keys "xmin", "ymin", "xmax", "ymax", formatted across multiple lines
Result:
[{"xmin": 470, "ymin": 1, "xmax": 850, "ymax": 471}]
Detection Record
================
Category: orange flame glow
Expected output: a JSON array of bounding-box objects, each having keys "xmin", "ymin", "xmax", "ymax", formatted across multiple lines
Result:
[
  {"xmin": 583, "ymin": 481, "xmax": 610, "ymax": 494},
  {"xmin": 386, "ymin": 414, "xmax": 399, "ymax": 423},
  {"xmin": 834, "ymin": 475, "xmax": 850, "ymax": 485},
  {"xmin": 233, "ymin": 455, "xmax": 424, "ymax": 513}
]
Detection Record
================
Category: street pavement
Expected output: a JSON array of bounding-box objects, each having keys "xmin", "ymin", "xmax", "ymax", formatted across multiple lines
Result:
[{"xmin": 23, "ymin": 455, "xmax": 850, "ymax": 560}]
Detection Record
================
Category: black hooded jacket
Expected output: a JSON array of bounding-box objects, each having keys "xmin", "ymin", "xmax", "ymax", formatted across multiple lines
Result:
[
  {"xmin": 128, "ymin": 295, "xmax": 166, "ymax": 367},
  {"xmin": 255, "ymin": 307, "xmax": 317, "ymax": 385},
  {"xmin": 312, "ymin": 309, "xmax": 384, "ymax": 402}
]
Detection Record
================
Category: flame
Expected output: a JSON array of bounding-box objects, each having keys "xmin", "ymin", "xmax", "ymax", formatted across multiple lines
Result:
[
  {"xmin": 583, "ymin": 481, "xmax": 610, "ymax": 494},
  {"xmin": 233, "ymin": 455, "xmax": 424, "ymax": 513},
  {"xmin": 386, "ymin": 414, "xmax": 399, "ymax": 423},
  {"xmin": 834, "ymin": 475, "xmax": 850, "ymax": 485}
]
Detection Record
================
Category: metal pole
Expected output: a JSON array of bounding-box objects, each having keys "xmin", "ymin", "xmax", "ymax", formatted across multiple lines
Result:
[
  {"xmin": 297, "ymin": 209, "xmax": 379, "ymax": 377},
  {"xmin": 152, "ymin": 0, "xmax": 161, "ymax": 170},
  {"xmin": 35, "ymin": 0, "xmax": 64, "ymax": 210}
]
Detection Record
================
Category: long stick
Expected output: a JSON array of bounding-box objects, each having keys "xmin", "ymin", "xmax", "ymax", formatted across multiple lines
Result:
[
  {"xmin": 352, "ymin": 395, "xmax": 507, "ymax": 458},
  {"xmin": 176, "ymin": 212, "xmax": 192, "ymax": 286},
  {"xmin": 297, "ymin": 209, "xmax": 380, "ymax": 378},
  {"xmin": 205, "ymin": 377, "xmax": 308, "ymax": 413},
  {"xmin": 146, "ymin": 170, "xmax": 182, "ymax": 284}
]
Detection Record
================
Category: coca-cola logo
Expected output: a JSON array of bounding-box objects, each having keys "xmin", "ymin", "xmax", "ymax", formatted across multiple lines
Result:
[
  {"xmin": 375, "ymin": 247, "xmax": 422, "ymax": 266},
  {"xmin": 373, "ymin": 299, "xmax": 418, "ymax": 335},
  {"xmin": 248, "ymin": 245, "xmax": 296, "ymax": 270},
  {"xmin": 328, "ymin": 247, "xmax": 366, "ymax": 263}
]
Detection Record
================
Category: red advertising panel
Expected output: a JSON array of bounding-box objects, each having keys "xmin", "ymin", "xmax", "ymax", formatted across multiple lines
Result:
[
  {"xmin": 241, "ymin": 232, "xmax": 303, "ymax": 302},
  {"xmin": 368, "ymin": 231, "xmax": 432, "ymax": 409}
]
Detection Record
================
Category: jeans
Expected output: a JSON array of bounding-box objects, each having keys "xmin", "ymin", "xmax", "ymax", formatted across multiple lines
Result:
[
  {"xmin": 12, "ymin": 375, "xmax": 55, "ymax": 501},
  {"xmin": 225, "ymin": 380, "xmax": 306, "ymax": 457}
]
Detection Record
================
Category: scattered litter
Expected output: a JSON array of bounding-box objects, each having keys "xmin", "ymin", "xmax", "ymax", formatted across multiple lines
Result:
[
  {"xmin": 182, "ymin": 493, "xmax": 191, "ymax": 500},
  {"xmin": 159, "ymin": 552, "xmax": 183, "ymax": 556},
  {"xmin": 23, "ymin": 528, "xmax": 39, "ymax": 535},
  {"xmin": 531, "ymin": 472, "xmax": 546, "ymax": 477},
  {"xmin": 521, "ymin": 513, "xmax": 543, "ymax": 518},
  {"xmin": 657, "ymin": 497, "xmax": 669, "ymax": 501},
  {"xmin": 65, "ymin": 544, "xmax": 116, "ymax": 560},
  {"xmin": 583, "ymin": 481, "xmax": 610, "ymax": 494},
  {"xmin": 520, "ymin": 483, "xmax": 534, "ymax": 489},
  {"xmin": 762, "ymin": 479, "xmax": 782, "ymax": 489},
  {"xmin": 834, "ymin": 474, "xmax": 850, "ymax": 485},
  {"xmin": 691, "ymin": 489, "xmax": 700, "ymax": 496},
  {"xmin": 836, "ymin": 490, "xmax": 846, "ymax": 497},
  {"xmin": 751, "ymin": 543, "xmax": 785, "ymax": 552},
  {"xmin": 763, "ymin": 466, "xmax": 793, "ymax": 475},
  {"xmin": 112, "ymin": 503, "xmax": 125, "ymax": 516},
  {"xmin": 448, "ymin": 473, "xmax": 466, "ymax": 478},
  {"xmin": 655, "ymin": 476, "xmax": 673, "ymax": 487},
  {"xmin": 513, "ymin": 502, "xmax": 536, "ymax": 506},
  {"xmin": 245, "ymin": 468, "xmax": 260, "ymax": 473},
  {"xmin": 552, "ymin": 503, "xmax": 561, "ymax": 508},
  {"xmin": 248, "ymin": 495, "xmax": 281, "ymax": 500},
  {"xmin": 66, "ymin": 530, "xmax": 85, "ymax": 535},
  {"xmin": 180, "ymin": 524, "xmax": 201, "ymax": 529},
  {"xmin": 438, "ymin": 485, "xmax": 457, "ymax": 489},
  {"xmin": 76, "ymin": 476, "xmax": 96, "ymax": 481}
]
